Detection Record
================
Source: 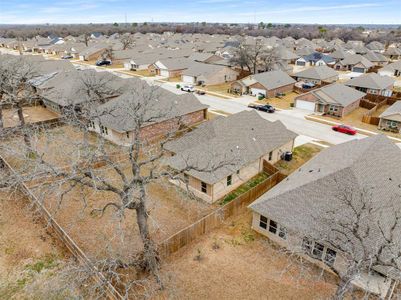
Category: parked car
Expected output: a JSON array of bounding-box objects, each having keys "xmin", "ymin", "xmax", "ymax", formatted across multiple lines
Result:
[
  {"xmin": 61, "ymin": 55, "xmax": 73, "ymax": 59},
  {"xmin": 96, "ymin": 60, "xmax": 112, "ymax": 66},
  {"xmin": 302, "ymin": 82, "xmax": 315, "ymax": 89},
  {"xmin": 181, "ymin": 85, "xmax": 195, "ymax": 92},
  {"xmin": 195, "ymin": 90, "xmax": 206, "ymax": 95},
  {"xmin": 248, "ymin": 104, "xmax": 275, "ymax": 113},
  {"xmin": 332, "ymin": 125, "xmax": 357, "ymax": 135}
]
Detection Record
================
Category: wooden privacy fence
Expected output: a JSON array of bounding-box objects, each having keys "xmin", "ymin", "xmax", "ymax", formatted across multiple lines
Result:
[
  {"xmin": 360, "ymin": 98, "xmax": 397, "ymax": 126},
  {"xmin": 0, "ymin": 155, "xmax": 123, "ymax": 300},
  {"xmin": 158, "ymin": 163, "xmax": 286, "ymax": 258}
]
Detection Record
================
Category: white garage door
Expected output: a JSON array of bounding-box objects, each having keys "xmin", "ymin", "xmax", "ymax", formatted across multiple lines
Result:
[
  {"xmin": 296, "ymin": 100, "xmax": 315, "ymax": 111},
  {"xmin": 160, "ymin": 69, "xmax": 169, "ymax": 77},
  {"xmin": 250, "ymin": 88, "xmax": 266, "ymax": 97},
  {"xmin": 182, "ymin": 75, "xmax": 195, "ymax": 84}
]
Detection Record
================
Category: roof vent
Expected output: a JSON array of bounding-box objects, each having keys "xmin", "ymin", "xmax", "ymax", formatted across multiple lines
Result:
[{"xmin": 252, "ymin": 137, "xmax": 256, "ymax": 141}]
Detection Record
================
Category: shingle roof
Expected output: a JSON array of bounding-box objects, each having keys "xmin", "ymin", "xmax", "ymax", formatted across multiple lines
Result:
[
  {"xmin": 339, "ymin": 54, "xmax": 374, "ymax": 68},
  {"xmin": 94, "ymin": 80, "xmax": 208, "ymax": 132},
  {"xmin": 249, "ymin": 135, "xmax": 401, "ymax": 272},
  {"xmin": 294, "ymin": 65, "xmax": 338, "ymax": 81},
  {"xmin": 305, "ymin": 83, "xmax": 366, "ymax": 107},
  {"xmin": 345, "ymin": 73, "xmax": 395, "ymax": 90},
  {"xmin": 250, "ymin": 70, "xmax": 296, "ymax": 90},
  {"xmin": 379, "ymin": 101, "xmax": 401, "ymax": 118},
  {"xmin": 165, "ymin": 110, "xmax": 297, "ymax": 184}
]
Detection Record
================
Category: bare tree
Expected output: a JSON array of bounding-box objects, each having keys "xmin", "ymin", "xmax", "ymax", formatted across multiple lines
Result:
[
  {"xmin": 309, "ymin": 183, "xmax": 401, "ymax": 299},
  {"xmin": 120, "ymin": 35, "xmax": 135, "ymax": 50},
  {"xmin": 230, "ymin": 39, "xmax": 270, "ymax": 74},
  {"xmin": 0, "ymin": 55, "xmax": 38, "ymax": 149},
  {"xmin": 1, "ymin": 79, "xmax": 236, "ymax": 296}
]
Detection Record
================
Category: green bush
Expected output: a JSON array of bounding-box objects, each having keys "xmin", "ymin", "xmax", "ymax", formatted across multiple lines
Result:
[
  {"xmin": 290, "ymin": 103, "xmax": 294, "ymax": 107},
  {"xmin": 176, "ymin": 84, "xmax": 181, "ymax": 89},
  {"xmin": 258, "ymin": 95, "xmax": 265, "ymax": 100}
]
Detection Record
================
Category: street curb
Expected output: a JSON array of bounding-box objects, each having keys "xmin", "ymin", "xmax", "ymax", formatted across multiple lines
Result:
[{"xmin": 305, "ymin": 115, "xmax": 401, "ymax": 143}]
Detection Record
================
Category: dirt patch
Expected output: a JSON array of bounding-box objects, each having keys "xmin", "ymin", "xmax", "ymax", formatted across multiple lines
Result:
[
  {"xmin": 3, "ymin": 106, "xmax": 59, "ymax": 128},
  {"xmin": 156, "ymin": 212, "xmax": 337, "ymax": 299},
  {"xmin": 0, "ymin": 188, "xmax": 74, "ymax": 298},
  {"xmin": 202, "ymin": 82, "xmax": 238, "ymax": 98},
  {"xmin": 275, "ymin": 143, "xmax": 323, "ymax": 175}
]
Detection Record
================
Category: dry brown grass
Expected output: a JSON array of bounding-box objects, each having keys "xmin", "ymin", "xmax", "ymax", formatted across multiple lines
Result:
[
  {"xmin": 275, "ymin": 143, "xmax": 323, "ymax": 175},
  {"xmin": 257, "ymin": 92, "xmax": 298, "ymax": 110},
  {"xmin": 202, "ymin": 82, "xmax": 239, "ymax": 98},
  {"xmin": 156, "ymin": 212, "xmax": 337, "ymax": 300}
]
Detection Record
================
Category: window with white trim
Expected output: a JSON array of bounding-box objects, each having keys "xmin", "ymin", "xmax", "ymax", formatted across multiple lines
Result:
[
  {"xmin": 259, "ymin": 215, "xmax": 268, "ymax": 229},
  {"xmin": 201, "ymin": 181, "xmax": 207, "ymax": 194},
  {"xmin": 227, "ymin": 175, "xmax": 232, "ymax": 186},
  {"xmin": 258, "ymin": 215, "xmax": 287, "ymax": 240},
  {"xmin": 302, "ymin": 237, "xmax": 337, "ymax": 267}
]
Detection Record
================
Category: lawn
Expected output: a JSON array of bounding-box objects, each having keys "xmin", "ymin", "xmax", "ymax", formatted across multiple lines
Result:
[
  {"xmin": 275, "ymin": 143, "xmax": 323, "ymax": 175},
  {"xmin": 256, "ymin": 92, "xmax": 298, "ymax": 110},
  {"xmin": 202, "ymin": 82, "xmax": 239, "ymax": 98},
  {"xmin": 219, "ymin": 172, "xmax": 269, "ymax": 205}
]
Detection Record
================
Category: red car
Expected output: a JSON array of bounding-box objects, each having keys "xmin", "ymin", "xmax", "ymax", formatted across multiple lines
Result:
[{"xmin": 332, "ymin": 125, "xmax": 357, "ymax": 135}]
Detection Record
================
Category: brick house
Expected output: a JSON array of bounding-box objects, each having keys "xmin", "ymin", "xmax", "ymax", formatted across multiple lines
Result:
[
  {"xmin": 90, "ymin": 81, "xmax": 208, "ymax": 145},
  {"xmin": 293, "ymin": 65, "xmax": 339, "ymax": 85},
  {"xmin": 378, "ymin": 101, "xmax": 401, "ymax": 133},
  {"xmin": 345, "ymin": 73, "xmax": 395, "ymax": 97},
  {"xmin": 294, "ymin": 83, "xmax": 366, "ymax": 118},
  {"xmin": 230, "ymin": 70, "xmax": 295, "ymax": 97},
  {"xmin": 164, "ymin": 110, "xmax": 297, "ymax": 203}
]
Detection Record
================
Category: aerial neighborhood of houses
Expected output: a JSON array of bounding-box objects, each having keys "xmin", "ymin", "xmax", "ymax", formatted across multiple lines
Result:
[{"xmin": 1, "ymin": 29, "xmax": 401, "ymax": 299}]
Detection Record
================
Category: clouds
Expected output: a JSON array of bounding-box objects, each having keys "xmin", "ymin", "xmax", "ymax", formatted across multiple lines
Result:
[{"xmin": 0, "ymin": 0, "xmax": 398, "ymax": 24}]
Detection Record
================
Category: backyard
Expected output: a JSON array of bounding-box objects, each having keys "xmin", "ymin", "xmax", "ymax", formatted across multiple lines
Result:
[
  {"xmin": 3, "ymin": 106, "xmax": 59, "ymax": 128},
  {"xmin": 156, "ymin": 211, "xmax": 337, "ymax": 299},
  {"xmin": 275, "ymin": 143, "xmax": 323, "ymax": 175}
]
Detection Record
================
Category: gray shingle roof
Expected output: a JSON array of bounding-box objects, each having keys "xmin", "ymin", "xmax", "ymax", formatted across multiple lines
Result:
[
  {"xmin": 249, "ymin": 135, "xmax": 401, "ymax": 271},
  {"xmin": 345, "ymin": 73, "xmax": 395, "ymax": 90},
  {"xmin": 249, "ymin": 70, "xmax": 296, "ymax": 90},
  {"xmin": 307, "ymin": 83, "xmax": 366, "ymax": 107},
  {"xmin": 379, "ymin": 101, "xmax": 401, "ymax": 118},
  {"xmin": 294, "ymin": 65, "xmax": 338, "ymax": 81},
  {"xmin": 94, "ymin": 80, "xmax": 208, "ymax": 132},
  {"xmin": 165, "ymin": 110, "xmax": 297, "ymax": 184}
]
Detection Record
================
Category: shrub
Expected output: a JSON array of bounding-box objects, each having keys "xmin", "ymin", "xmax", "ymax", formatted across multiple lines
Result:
[
  {"xmin": 258, "ymin": 95, "xmax": 265, "ymax": 100},
  {"xmin": 176, "ymin": 84, "xmax": 181, "ymax": 89}
]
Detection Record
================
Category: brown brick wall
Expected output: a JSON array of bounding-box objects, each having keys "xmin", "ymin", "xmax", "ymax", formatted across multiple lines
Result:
[
  {"xmin": 139, "ymin": 109, "xmax": 206, "ymax": 142},
  {"xmin": 266, "ymin": 83, "xmax": 295, "ymax": 98}
]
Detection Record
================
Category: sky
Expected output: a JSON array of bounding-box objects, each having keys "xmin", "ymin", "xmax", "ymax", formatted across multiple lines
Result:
[{"xmin": 0, "ymin": 0, "xmax": 400, "ymax": 25}]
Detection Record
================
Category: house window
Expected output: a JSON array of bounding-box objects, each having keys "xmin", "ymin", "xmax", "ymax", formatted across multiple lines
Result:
[
  {"xmin": 324, "ymin": 248, "xmax": 337, "ymax": 266},
  {"xmin": 183, "ymin": 173, "xmax": 189, "ymax": 183},
  {"xmin": 236, "ymin": 170, "xmax": 240, "ymax": 175},
  {"xmin": 227, "ymin": 175, "xmax": 232, "ymax": 186},
  {"xmin": 201, "ymin": 181, "xmax": 207, "ymax": 193},
  {"xmin": 259, "ymin": 215, "xmax": 268, "ymax": 229},
  {"xmin": 100, "ymin": 125, "xmax": 108, "ymax": 135},
  {"xmin": 312, "ymin": 242, "xmax": 324, "ymax": 260},
  {"xmin": 302, "ymin": 237, "xmax": 312, "ymax": 254},
  {"xmin": 126, "ymin": 132, "xmax": 130, "ymax": 139},
  {"xmin": 269, "ymin": 220, "xmax": 277, "ymax": 234},
  {"xmin": 268, "ymin": 151, "xmax": 273, "ymax": 161}
]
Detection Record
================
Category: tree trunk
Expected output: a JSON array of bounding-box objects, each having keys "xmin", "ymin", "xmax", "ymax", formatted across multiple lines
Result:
[
  {"xmin": 135, "ymin": 199, "xmax": 162, "ymax": 287},
  {"xmin": 0, "ymin": 105, "xmax": 3, "ymax": 129},
  {"xmin": 17, "ymin": 105, "xmax": 32, "ymax": 150}
]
